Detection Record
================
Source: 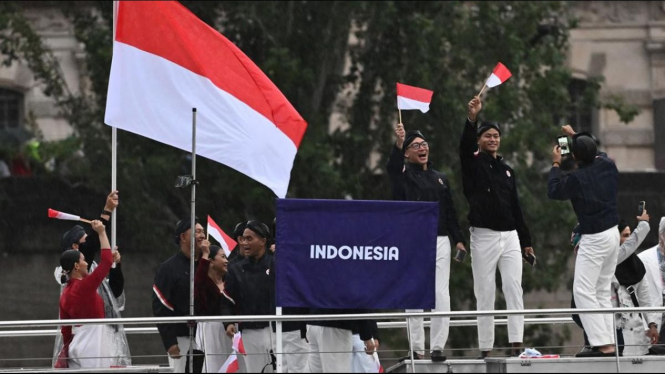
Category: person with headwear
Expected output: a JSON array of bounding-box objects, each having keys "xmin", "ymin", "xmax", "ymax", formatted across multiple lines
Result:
[
  {"xmin": 386, "ymin": 122, "xmax": 465, "ymax": 362},
  {"xmin": 52, "ymin": 190, "xmax": 130, "ymax": 368},
  {"xmin": 223, "ymin": 220, "xmax": 277, "ymax": 373},
  {"xmin": 462, "ymin": 96, "xmax": 534, "ymax": 357},
  {"xmin": 56, "ymin": 220, "xmax": 114, "ymax": 368},
  {"xmin": 152, "ymin": 218, "xmax": 208, "ymax": 372},
  {"xmin": 548, "ymin": 124, "xmax": 620, "ymax": 357},
  {"xmin": 638, "ymin": 217, "xmax": 665, "ymax": 354},
  {"xmin": 228, "ymin": 221, "xmax": 247, "ymax": 265},
  {"xmin": 194, "ymin": 245, "xmax": 237, "ymax": 372}
]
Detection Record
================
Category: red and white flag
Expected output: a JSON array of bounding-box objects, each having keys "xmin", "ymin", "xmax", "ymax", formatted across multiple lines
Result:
[
  {"xmin": 48, "ymin": 208, "xmax": 81, "ymax": 222},
  {"xmin": 396, "ymin": 83, "xmax": 434, "ymax": 113},
  {"xmin": 105, "ymin": 1, "xmax": 307, "ymax": 198},
  {"xmin": 220, "ymin": 332, "xmax": 245, "ymax": 373},
  {"xmin": 485, "ymin": 62, "xmax": 512, "ymax": 88},
  {"xmin": 207, "ymin": 215, "xmax": 237, "ymax": 257}
]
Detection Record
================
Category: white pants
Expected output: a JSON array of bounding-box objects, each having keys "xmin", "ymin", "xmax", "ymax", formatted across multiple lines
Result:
[
  {"xmin": 574, "ymin": 226, "xmax": 619, "ymax": 347},
  {"xmin": 68, "ymin": 325, "xmax": 114, "ymax": 369},
  {"xmin": 306, "ymin": 326, "xmax": 352, "ymax": 373},
  {"xmin": 351, "ymin": 334, "xmax": 380, "ymax": 373},
  {"xmin": 471, "ymin": 227, "xmax": 524, "ymax": 351},
  {"xmin": 196, "ymin": 322, "xmax": 233, "ymax": 373},
  {"xmin": 168, "ymin": 336, "xmax": 193, "ymax": 373},
  {"xmin": 406, "ymin": 236, "xmax": 451, "ymax": 355},
  {"xmin": 282, "ymin": 330, "xmax": 308, "ymax": 373},
  {"xmin": 243, "ymin": 327, "xmax": 274, "ymax": 373}
]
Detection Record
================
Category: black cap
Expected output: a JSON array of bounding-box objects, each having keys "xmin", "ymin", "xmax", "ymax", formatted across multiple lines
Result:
[
  {"xmin": 174, "ymin": 217, "xmax": 199, "ymax": 246},
  {"xmin": 478, "ymin": 121, "xmax": 501, "ymax": 137},
  {"xmin": 572, "ymin": 133, "xmax": 597, "ymax": 164},
  {"xmin": 245, "ymin": 220, "xmax": 272, "ymax": 242},
  {"xmin": 60, "ymin": 249, "xmax": 81, "ymax": 272},
  {"xmin": 402, "ymin": 130, "xmax": 427, "ymax": 155},
  {"xmin": 61, "ymin": 225, "xmax": 86, "ymax": 251},
  {"xmin": 618, "ymin": 219, "xmax": 628, "ymax": 233},
  {"xmin": 233, "ymin": 221, "xmax": 247, "ymax": 240}
]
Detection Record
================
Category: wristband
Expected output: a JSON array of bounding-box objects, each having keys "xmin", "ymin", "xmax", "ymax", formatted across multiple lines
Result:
[
  {"xmin": 102, "ymin": 210, "xmax": 113, "ymax": 216},
  {"xmin": 552, "ymin": 162, "xmax": 560, "ymax": 167}
]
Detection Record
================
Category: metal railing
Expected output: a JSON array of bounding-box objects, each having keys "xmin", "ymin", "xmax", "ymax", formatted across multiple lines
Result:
[{"xmin": 1, "ymin": 307, "xmax": 663, "ymax": 373}]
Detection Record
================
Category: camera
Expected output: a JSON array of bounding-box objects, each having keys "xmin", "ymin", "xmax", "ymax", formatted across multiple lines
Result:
[{"xmin": 557, "ymin": 136, "xmax": 570, "ymax": 156}]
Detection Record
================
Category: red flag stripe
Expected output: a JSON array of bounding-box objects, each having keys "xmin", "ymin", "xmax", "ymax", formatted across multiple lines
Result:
[
  {"xmin": 115, "ymin": 1, "xmax": 306, "ymax": 148},
  {"xmin": 152, "ymin": 285, "xmax": 174, "ymax": 312},
  {"xmin": 492, "ymin": 62, "xmax": 512, "ymax": 83},
  {"xmin": 396, "ymin": 83, "xmax": 434, "ymax": 103}
]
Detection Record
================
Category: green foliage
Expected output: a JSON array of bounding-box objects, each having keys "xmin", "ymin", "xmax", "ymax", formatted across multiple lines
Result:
[{"xmin": 1, "ymin": 0, "xmax": 633, "ymax": 356}]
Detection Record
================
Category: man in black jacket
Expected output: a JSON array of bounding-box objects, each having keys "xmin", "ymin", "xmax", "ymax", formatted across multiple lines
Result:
[
  {"xmin": 548, "ymin": 125, "xmax": 620, "ymax": 357},
  {"xmin": 462, "ymin": 96, "xmax": 534, "ymax": 357},
  {"xmin": 387, "ymin": 123, "xmax": 466, "ymax": 362},
  {"xmin": 223, "ymin": 220, "xmax": 276, "ymax": 373},
  {"xmin": 152, "ymin": 219, "xmax": 209, "ymax": 372}
]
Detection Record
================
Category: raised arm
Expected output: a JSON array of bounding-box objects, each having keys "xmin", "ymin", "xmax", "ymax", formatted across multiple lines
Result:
[
  {"xmin": 618, "ymin": 217, "xmax": 650, "ymax": 263},
  {"xmin": 460, "ymin": 97, "xmax": 481, "ymax": 160},
  {"xmin": 387, "ymin": 123, "xmax": 406, "ymax": 176},
  {"xmin": 79, "ymin": 221, "xmax": 113, "ymax": 294}
]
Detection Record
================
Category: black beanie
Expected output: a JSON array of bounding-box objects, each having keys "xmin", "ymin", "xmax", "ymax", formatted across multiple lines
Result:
[
  {"xmin": 61, "ymin": 249, "xmax": 81, "ymax": 272},
  {"xmin": 233, "ymin": 221, "xmax": 247, "ymax": 240},
  {"xmin": 61, "ymin": 225, "xmax": 86, "ymax": 251},
  {"xmin": 245, "ymin": 220, "xmax": 272, "ymax": 244},
  {"xmin": 572, "ymin": 133, "xmax": 598, "ymax": 164},
  {"xmin": 402, "ymin": 130, "xmax": 427, "ymax": 155},
  {"xmin": 478, "ymin": 121, "xmax": 501, "ymax": 137},
  {"xmin": 174, "ymin": 218, "xmax": 199, "ymax": 246}
]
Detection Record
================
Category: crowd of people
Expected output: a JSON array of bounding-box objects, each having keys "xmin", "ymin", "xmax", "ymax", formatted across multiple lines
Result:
[{"xmin": 51, "ymin": 95, "xmax": 665, "ymax": 372}]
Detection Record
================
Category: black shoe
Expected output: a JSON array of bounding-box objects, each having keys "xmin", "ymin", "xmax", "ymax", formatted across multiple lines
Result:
[
  {"xmin": 431, "ymin": 350, "xmax": 447, "ymax": 362},
  {"xmin": 575, "ymin": 349, "xmax": 617, "ymax": 358},
  {"xmin": 477, "ymin": 351, "xmax": 491, "ymax": 360},
  {"xmin": 398, "ymin": 351, "xmax": 424, "ymax": 362}
]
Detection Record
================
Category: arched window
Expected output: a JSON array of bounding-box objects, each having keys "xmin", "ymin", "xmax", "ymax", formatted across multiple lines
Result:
[{"xmin": 0, "ymin": 88, "xmax": 23, "ymax": 129}]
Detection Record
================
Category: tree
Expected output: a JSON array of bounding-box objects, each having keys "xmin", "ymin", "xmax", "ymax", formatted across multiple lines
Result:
[{"xmin": 0, "ymin": 0, "xmax": 638, "ymax": 357}]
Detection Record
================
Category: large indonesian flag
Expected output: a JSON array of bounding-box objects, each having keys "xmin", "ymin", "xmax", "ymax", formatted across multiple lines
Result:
[
  {"xmin": 207, "ymin": 215, "xmax": 237, "ymax": 257},
  {"xmin": 396, "ymin": 83, "xmax": 434, "ymax": 113},
  {"xmin": 105, "ymin": 1, "xmax": 307, "ymax": 198},
  {"xmin": 485, "ymin": 62, "xmax": 512, "ymax": 88}
]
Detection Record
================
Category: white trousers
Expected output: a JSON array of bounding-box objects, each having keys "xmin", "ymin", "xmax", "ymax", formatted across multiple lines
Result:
[
  {"xmin": 471, "ymin": 227, "xmax": 524, "ymax": 351},
  {"xmin": 306, "ymin": 326, "xmax": 352, "ymax": 373},
  {"xmin": 243, "ymin": 327, "xmax": 274, "ymax": 373},
  {"xmin": 196, "ymin": 322, "xmax": 233, "ymax": 373},
  {"xmin": 68, "ymin": 325, "xmax": 114, "ymax": 369},
  {"xmin": 282, "ymin": 330, "xmax": 308, "ymax": 373},
  {"xmin": 574, "ymin": 226, "xmax": 619, "ymax": 347},
  {"xmin": 406, "ymin": 236, "xmax": 451, "ymax": 355},
  {"xmin": 351, "ymin": 334, "xmax": 380, "ymax": 373},
  {"xmin": 169, "ymin": 336, "xmax": 193, "ymax": 373}
]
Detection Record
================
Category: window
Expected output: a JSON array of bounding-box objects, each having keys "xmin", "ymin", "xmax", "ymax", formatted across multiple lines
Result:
[
  {"xmin": 567, "ymin": 78, "xmax": 595, "ymax": 134},
  {"xmin": 0, "ymin": 88, "xmax": 23, "ymax": 129}
]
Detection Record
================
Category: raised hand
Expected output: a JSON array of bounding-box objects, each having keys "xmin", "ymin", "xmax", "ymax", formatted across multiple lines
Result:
[
  {"xmin": 468, "ymin": 96, "xmax": 482, "ymax": 122},
  {"xmin": 395, "ymin": 123, "xmax": 406, "ymax": 149}
]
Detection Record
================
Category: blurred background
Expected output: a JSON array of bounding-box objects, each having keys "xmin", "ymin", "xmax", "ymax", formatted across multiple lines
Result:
[{"xmin": 0, "ymin": 0, "xmax": 664, "ymax": 369}]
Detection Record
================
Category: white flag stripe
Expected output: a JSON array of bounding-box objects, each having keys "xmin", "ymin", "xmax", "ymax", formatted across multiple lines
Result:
[
  {"xmin": 207, "ymin": 223, "xmax": 231, "ymax": 257},
  {"xmin": 397, "ymin": 96, "xmax": 430, "ymax": 113},
  {"xmin": 485, "ymin": 73, "xmax": 503, "ymax": 88},
  {"xmin": 57, "ymin": 212, "xmax": 81, "ymax": 221},
  {"xmin": 105, "ymin": 42, "xmax": 297, "ymax": 198}
]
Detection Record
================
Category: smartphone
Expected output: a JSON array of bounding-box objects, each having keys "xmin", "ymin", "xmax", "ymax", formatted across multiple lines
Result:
[
  {"xmin": 557, "ymin": 136, "xmax": 570, "ymax": 155},
  {"xmin": 523, "ymin": 251, "xmax": 536, "ymax": 267},
  {"xmin": 454, "ymin": 249, "xmax": 467, "ymax": 263},
  {"xmin": 638, "ymin": 201, "xmax": 646, "ymax": 216}
]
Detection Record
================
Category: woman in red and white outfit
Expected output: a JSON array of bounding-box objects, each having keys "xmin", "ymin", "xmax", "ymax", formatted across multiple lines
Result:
[{"xmin": 57, "ymin": 220, "xmax": 114, "ymax": 369}]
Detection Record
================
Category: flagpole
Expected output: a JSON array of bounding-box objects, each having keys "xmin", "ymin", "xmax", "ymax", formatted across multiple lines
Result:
[
  {"xmin": 189, "ymin": 107, "xmax": 197, "ymax": 374},
  {"xmin": 398, "ymin": 109, "xmax": 403, "ymax": 125},
  {"xmin": 276, "ymin": 306, "xmax": 283, "ymax": 373},
  {"xmin": 111, "ymin": 0, "xmax": 119, "ymax": 269},
  {"xmin": 477, "ymin": 83, "xmax": 487, "ymax": 97}
]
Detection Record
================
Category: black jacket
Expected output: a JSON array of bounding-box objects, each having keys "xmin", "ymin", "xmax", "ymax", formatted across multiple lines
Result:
[
  {"xmin": 152, "ymin": 252, "xmax": 198, "ymax": 351},
  {"xmin": 308, "ymin": 308, "xmax": 375, "ymax": 341},
  {"xmin": 387, "ymin": 145, "xmax": 465, "ymax": 246},
  {"xmin": 547, "ymin": 152, "xmax": 619, "ymax": 235},
  {"xmin": 224, "ymin": 252, "xmax": 276, "ymax": 331},
  {"xmin": 459, "ymin": 119, "xmax": 532, "ymax": 248}
]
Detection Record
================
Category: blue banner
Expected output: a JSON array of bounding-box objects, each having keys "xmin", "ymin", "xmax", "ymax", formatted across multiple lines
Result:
[{"xmin": 275, "ymin": 198, "xmax": 437, "ymax": 310}]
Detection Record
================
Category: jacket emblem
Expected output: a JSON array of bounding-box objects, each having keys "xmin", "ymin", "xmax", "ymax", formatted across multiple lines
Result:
[
  {"xmin": 438, "ymin": 178, "xmax": 444, "ymax": 185},
  {"xmin": 506, "ymin": 170, "xmax": 511, "ymax": 177}
]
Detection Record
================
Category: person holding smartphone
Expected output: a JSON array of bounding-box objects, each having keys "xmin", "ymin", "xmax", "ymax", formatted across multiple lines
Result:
[
  {"xmin": 461, "ymin": 97, "xmax": 534, "ymax": 358},
  {"xmin": 548, "ymin": 125, "xmax": 620, "ymax": 357},
  {"xmin": 387, "ymin": 123, "xmax": 466, "ymax": 362}
]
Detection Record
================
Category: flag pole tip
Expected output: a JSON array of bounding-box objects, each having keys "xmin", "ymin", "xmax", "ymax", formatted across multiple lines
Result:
[{"xmin": 192, "ymin": 108, "xmax": 197, "ymax": 113}]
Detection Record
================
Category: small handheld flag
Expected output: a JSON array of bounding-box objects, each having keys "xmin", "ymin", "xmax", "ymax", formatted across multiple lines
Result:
[
  {"xmin": 48, "ymin": 208, "xmax": 92, "ymax": 224},
  {"xmin": 479, "ymin": 62, "xmax": 512, "ymax": 96},
  {"xmin": 207, "ymin": 215, "xmax": 238, "ymax": 257},
  {"xmin": 220, "ymin": 332, "xmax": 245, "ymax": 373}
]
